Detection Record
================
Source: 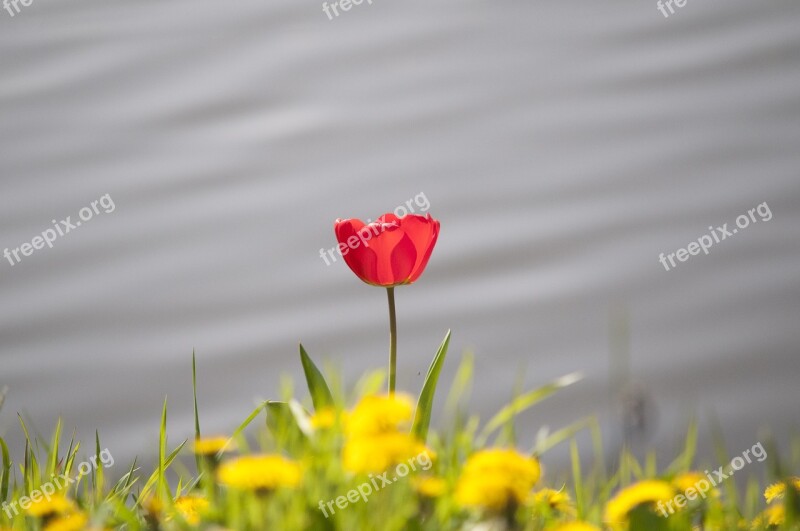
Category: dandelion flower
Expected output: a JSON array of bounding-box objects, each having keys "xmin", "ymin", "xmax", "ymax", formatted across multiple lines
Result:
[
  {"xmin": 532, "ymin": 488, "xmax": 576, "ymax": 516},
  {"xmin": 751, "ymin": 504, "xmax": 785, "ymax": 528},
  {"xmin": 414, "ymin": 476, "xmax": 447, "ymax": 498},
  {"xmin": 25, "ymin": 494, "xmax": 76, "ymax": 518},
  {"xmin": 343, "ymin": 432, "xmax": 432, "ymax": 474},
  {"xmin": 604, "ymin": 480, "xmax": 675, "ymax": 523},
  {"xmin": 310, "ymin": 407, "xmax": 344, "ymax": 430},
  {"xmin": 454, "ymin": 448, "xmax": 541, "ymax": 511},
  {"xmin": 764, "ymin": 477, "xmax": 800, "ymax": 504},
  {"xmin": 173, "ymin": 494, "xmax": 210, "ymax": 525},
  {"xmin": 345, "ymin": 394, "xmax": 414, "ymax": 438},
  {"xmin": 549, "ymin": 523, "xmax": 601, "ymax": 531},
  {"xmin": 217, "ymin": 454, "xmax": 302, "ymax": 491},
  {"xmin": 193, "ymin": 436, "xmax": 234, "ymax": 456},
  {"xmin": 43, "ymin": 512, "xmax": 89, "ymax": 531}
]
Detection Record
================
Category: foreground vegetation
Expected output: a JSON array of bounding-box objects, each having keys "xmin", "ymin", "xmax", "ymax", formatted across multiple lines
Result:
[{"xmin": 0, "ymin": 341, "xmax": 797, "ymax": 530}]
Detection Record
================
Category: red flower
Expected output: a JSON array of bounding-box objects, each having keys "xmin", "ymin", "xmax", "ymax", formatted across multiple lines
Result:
[{"xmin": 334, "ymin": 213, "xmax": 440, "ymax": 287}]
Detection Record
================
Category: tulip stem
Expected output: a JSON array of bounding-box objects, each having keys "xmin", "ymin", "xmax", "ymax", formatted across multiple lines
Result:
[{"xmin": 387, "ymin": 287, "xmax": 397, "ymax": 394}]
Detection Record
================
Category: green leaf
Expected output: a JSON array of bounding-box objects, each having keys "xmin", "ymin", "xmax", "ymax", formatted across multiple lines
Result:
[
  {"xmin": 48, "ymin": 418, "xmax": 62, "ymax": 477},
  {"xmin": 192, "ymin": 350, "xmax": 202, "ymax": 473},
  {"xmin": 94, "ymin": 430, "xmax": 104, "ymax": 504},
  {"xmin": 18, "ymin": 415, "xmax": 39, "ymax": 491},
  {"xmin": 157, "ymin": 397, "xmax": 170, "ymax": 504},
  {"xmin": 477, "ymin": 372, "xmax": 582, "ymax": 446},
  {"xmin": 108, "ymin": 456, "xmax": 139, "ymax": 500},
  {"xmin": 412, "ymin": 330, "xmax": 451, "ymax": 441},
  {"xmin": 665, "ymin": 417, "xmax": 698, "ymax": 475},
  {"xmin": 222, "ymin": 401, "xmax": 268, "ymax": 457},
  {"xmin": 137, "ymin": 440, "xmax": 187, "ymax": 504},
  {"xmin": 0, "ymin": 436, "xmax": 11, "ymax": 503},
  {"xmin": 444, "ymin": 351, "xmax": 473, "ymax": 415},
  {"xmin": 533, "ymin": 416, "xmax": 593, "ymax": 455},
  {"xmin": 299, "ymin": 343, "xmax": 334, "ymax": 411},
  {"xmin": 571, "ymin": 438, "xmax": 584, "ymax": 517},
  {"xmin": 266, "ymin": 401, "xmax": 309, "ymax": 452}
]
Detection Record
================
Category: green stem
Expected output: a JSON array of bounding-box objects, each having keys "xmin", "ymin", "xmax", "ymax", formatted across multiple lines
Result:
[{"xmin": 387, "ymin": 287, "xmax": 397, "ymax": 394}]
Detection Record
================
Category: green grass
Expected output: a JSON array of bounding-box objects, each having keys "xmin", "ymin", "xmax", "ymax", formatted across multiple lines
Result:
[{"xmin": 0, "ymin": 337, "xmax": 797, "ymax": 531}]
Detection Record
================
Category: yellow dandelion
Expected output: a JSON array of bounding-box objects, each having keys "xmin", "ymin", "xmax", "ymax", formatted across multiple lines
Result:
[
  {"xmin": 673, "ymin": 472, "xmax": 704, "ymax": 492},
  {"xmin": 604, "ymin": 480, "xmax": 675, "ymax": 523},
  {"xmin": 193, "ymin": 436, "xmax": 234, "ymax": 456},
  {"xmin": 764, "ymin": 477, "xmax": 800, "ymax": 504},
  {"xmin": 751, "ymin": 504, "xmax": 785, "ymax": 528},
  {"xmin": 217, "ymin": 454, "xmax": 302, "ymax": 491},
  {"xmin": 532, "ymin": 488, "xmax": 576, "ymax": 516},
  {"xmin": 764, "ymin": 483, "xmax": 785, "ymax": 505},
  {"xmin": 43, "ymin": 512, "xmax": 89, "ymax": 531},
  {"xmin": 414, "ymin": 476, "xmax": 447, "ymax": 498},
  {"xmin": 142, "ymin": 495, "xmax": 164, "ymax": 516},
  {"xmin": 548, "ymin": 523, "xmax": 601, "ymax": 531},
  {"xmin": 345, "ymin": 394, "xmax": 414, "ymax": 437},
  {"xmin": 671, "ymin": 471, "xmax": 719, "ymax": 502},
  {"xmin": 173, "ymin": 494, "xmax": 209, "ymax": 525},
  {"xmin": 343, "ymin": 432, "xmax": 433, "ymax": 474},
  {"xmin": 310, "ymin": 407, "xmax": 344, "ymax": 430},
  {"xmin": 454, "ymin": 448, "xmax": 541, "ymax": 511},
  {"xmin": 25, "ymin": 494, "xmax": 76, "ymax": 518}
]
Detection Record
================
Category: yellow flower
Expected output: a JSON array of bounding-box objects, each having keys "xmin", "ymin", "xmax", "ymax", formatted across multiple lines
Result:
[
  {"xmin": 43, "ymin": 512, "xmax": 89, "ymax": 531},
  {"xmin": 414, "ymin": 476, "xmax": 447, "ymax": 498},
  {"xmin": 345, "ymin": 394, "xmax": 414, "ymax": 437},
  {"xmin": 343, "ymin": 432, "xmax": 432, "ymax": 474},
  {"xmin": 142, "ymin": 495, "xmax": 164, "ymax": 516},
  {"xmin": 217, "ymin": 454, "xmax": 302, "ymax": 491},
  {"xmin": 310, "ymin": 407, "xmax": 345, "ymax": 430},
  {"xmin": 764, "ymin": 477, "xmax": 800, "ymax": 504},
  {"xmin": 604, "ymin": 480, "xmax": 675, "ymax": 523},
  {"xmin": 193, "ymin": 436, "xmax": 234, "ymax": 456},
  {"xmin": 454, "ymin": 448, "xmax": 541, "ymax": 511},
  {"xmin": 173, "ymin": 494, "xmax": 209, "ymax": 525},
  {"xmin": 751, "ymin": 504, "xmax": 785, "ymax": 528},
  {"xmin": 671, "ymin": 471, "xmax": 718, "ymax": 502},
  {"xmin": 25, "ymin": 494, "xmax": 76, "ymax": 517},
  {"xmin": 548, "ymin": 523, "xmax": 601, "ymax": 531},
  {"xmin": 672, "ymin": 472, "xmax": 703, "ymax": 492},
  {"xmin": 532, "ymin": 488, "xmax": 576, "ymax": 516}
]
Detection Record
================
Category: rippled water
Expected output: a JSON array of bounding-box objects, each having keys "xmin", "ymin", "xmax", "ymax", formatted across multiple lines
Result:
[{"xmin": 0, "ymin": 0, "xmax": 799, "ymax": 471}]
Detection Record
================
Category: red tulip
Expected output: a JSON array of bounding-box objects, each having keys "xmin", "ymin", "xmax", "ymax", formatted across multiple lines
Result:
[{"xmin": 334, "ymin": 213, "xmax": 440, "ymax": 287}]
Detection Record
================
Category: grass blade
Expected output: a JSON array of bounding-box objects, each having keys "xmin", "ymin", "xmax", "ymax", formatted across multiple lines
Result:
[
  {"xmin": 48, "ymin": 418, "xmax": 62, "ymax": 477},
  {"xmin": 138, "ymin": 441, "xmax": 187, "ymax": 504},
  {"xmin": 412, "ymin": 330, "xmax": 451, "ymax": 441},
  {"xmin": 158, "ymin": 397, "xmax": 169, "ymax": 503},
  {"xmin": 0, "ymin": 436, "xmax": 10, "ymax": 503},
  {"xmin": 477, "ymin": 372, "xmax": 582, "ymax": 446},
  {"xmin": 299, "ymin": 343, "xmax": 334, "ymax": 411},
  {"xmin": 192, "ymin": 350, "xmax": 202, "ymax": 473}
]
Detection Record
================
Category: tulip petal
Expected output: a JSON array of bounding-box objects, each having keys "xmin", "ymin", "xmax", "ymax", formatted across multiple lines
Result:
[
  {"xmin": 383, "ymin": 233, "xmax": 417, "ymax": 285},
  {"xmin": 335, "ymin": 219, "xmax": 379, "ymax": 285},
  {"xmin": 399, "ymin": 214, "xmax": 440, "ymax": 283},
  {"xmin": 362, "ymin": 219, "xmax": 414, "ymax": 285}
]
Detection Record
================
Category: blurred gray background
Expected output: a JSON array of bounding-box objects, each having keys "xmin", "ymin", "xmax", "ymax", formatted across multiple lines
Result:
[{"xmin": 1, "ymin": 0, "xmax": 799, "ymax": 474}]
